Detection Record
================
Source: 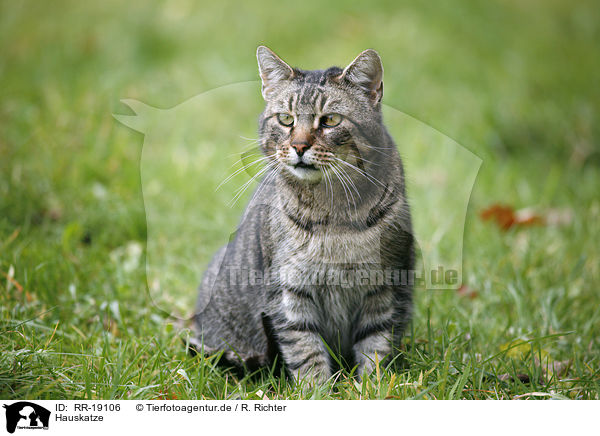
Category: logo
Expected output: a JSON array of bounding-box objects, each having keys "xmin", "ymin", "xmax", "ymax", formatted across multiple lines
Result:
[{"xmin": 2, "ymin": 402, "xmax": 50, "ymax": 434}]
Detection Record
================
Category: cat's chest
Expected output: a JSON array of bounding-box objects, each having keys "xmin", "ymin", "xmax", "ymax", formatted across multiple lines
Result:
[
  {"xmin": 277, "ymin": 225, "xmax": 382, "ymax": 264},
  {"xmin": 271, "ymin": 224, "xmax": 384, "ymax": 293}
]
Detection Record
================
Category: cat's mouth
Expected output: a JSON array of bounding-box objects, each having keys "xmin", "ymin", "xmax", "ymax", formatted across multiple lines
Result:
[
  {"xmin": 286, "ymin": 161, "xmax": 322, "ymax": 181},
  {"xmin": 293, "ymin": 161, "xmax": 318, "ymax": 171}
]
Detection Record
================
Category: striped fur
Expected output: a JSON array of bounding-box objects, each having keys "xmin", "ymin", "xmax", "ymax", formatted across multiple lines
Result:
[{"xmin": 193, "ymin": 47, "xmax": 414, "ymax": 383}]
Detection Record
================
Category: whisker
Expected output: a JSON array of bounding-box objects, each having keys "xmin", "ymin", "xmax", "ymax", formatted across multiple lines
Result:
[
  {"xmin": 335, "ymin": 163, "xmax": 361, "ymax": 202},
  {"xmin": 228, "ymin": 164, "xmax": 273, "ymax": 207},
  {"xmin": 351, "ymin": 155, "xmax": 381, "ymax": 167},
  {"xmin": 249, "ymin": 161, "xmax": 280, "ymax": 205},
  {"xmin": 329, "ymin": 164, "xmax": 356, "ymax": 214},
  {"xmin": 332, "ymin": 163, "xmax": 361, "ymax": 216},
  {"xmin": 323, "ymin": 168, "xmax": 334, "ymax": 212},
  {"xmin": 216, "ymin": 154, "xmax": 274, "ymax": 191},
  {"xmin": 223, "ymin": 152, "xmax": 264, "ymax": 171},
  {"xmin": 334, "ymin": 157, "xmax": 386, "ymax": 189}
]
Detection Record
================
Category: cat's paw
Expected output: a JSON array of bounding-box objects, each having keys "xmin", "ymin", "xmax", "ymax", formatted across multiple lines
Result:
[{"xmin": 290, "ymin": 364, "xmax": 331, "ymax": 387}]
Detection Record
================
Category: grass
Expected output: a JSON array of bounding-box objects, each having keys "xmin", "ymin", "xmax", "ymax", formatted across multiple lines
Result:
[{"xmin": 1, "ymin": 0, "xmax": 599, "ymax": 399}]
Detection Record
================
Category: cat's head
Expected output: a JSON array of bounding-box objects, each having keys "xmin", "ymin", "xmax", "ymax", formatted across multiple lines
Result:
[{"xmin": 257, "ymin": 46, "xmax": 387, "ymax": 183}]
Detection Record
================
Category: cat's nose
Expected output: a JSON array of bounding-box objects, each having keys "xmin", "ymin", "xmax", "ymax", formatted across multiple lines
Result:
[{"xmin": 291, "ymin": 141, "xmax": 311, "ymax": 157}]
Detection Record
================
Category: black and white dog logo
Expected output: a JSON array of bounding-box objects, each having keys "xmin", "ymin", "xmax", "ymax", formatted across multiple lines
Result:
[{"xmin": 3, "ymin": 402, "xmax": 50, "ymax": 433}]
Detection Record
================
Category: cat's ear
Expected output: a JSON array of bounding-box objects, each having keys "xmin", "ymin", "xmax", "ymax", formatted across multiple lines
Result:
[
  {"xmin": 340, "ymin": 49, "xmax": 384, "ymax": 104},
  {"xmin": 256, "ymin": 46, "xmax": 294, "ymax": 100}
]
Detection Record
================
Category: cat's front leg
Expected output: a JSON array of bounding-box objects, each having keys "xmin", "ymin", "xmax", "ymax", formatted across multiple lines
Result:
[
  {"xmin": 279, "ymin": 329, "xmax": 331, "ymax": 384},
  {"xmin": 272, "ymin": 287, "xmax": 331, "ymax": 384},
  {"xmin": 352, "ymin": 286, "xmax": 396, "ymax": 378},
  {"xmin": 353, "ymin": 331, "xmax": 393, "ymax": 378}
]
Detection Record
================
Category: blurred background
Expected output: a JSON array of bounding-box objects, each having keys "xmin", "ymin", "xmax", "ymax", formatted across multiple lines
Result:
[
  {"xmin": 2, "ymin": 0, "xmax": 598, "ymax": 227},
  {"xmin": 1, "ymin": 0, "xmax": 599, "ymax": 399}
]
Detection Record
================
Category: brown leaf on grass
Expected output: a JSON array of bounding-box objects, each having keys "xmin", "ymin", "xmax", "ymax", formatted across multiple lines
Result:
[
  {"xmin": 480, "ymin": 204, "xmax": 574, "ymax": 231},
  {"xmin": 480, "ymin": 204, "xmax": 544, "ymax": 230},
  {"xmin": 480, "ymin": 204, "xmax": 516, "ymax": 230},
  {"xmin": 255, "ymin": 389, "xmax": 270, "ymax": 400},
  {"xmin": 514, "ymin": 208, "xmax": 546, "ymax": 227},
  {"xmin": 457, "ymin": 284, "xmax": 479, "ymax": 299},
  {"xmin": 497, "ymin": 362, "xmax": 570, "ymax": 385},
  {"xmin": 2, "ymin": 266, "xmax": 23, "ymax": 293},
  {"xmin": 498, "ymin": 373, "xmax": 535, "ymax": 384},
  {"xmin": 154, "ymin": 390, "xmax": 178, "ymax": 400}
]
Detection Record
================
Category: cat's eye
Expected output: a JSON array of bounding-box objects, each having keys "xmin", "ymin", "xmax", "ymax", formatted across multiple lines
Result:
[
  {"xmin": 320, "ymin": 113, "xmax": 342, "ymax": 127},
  {"xmin": 277, "ymin": 113, "xmax": 294, "ymax": 127}
]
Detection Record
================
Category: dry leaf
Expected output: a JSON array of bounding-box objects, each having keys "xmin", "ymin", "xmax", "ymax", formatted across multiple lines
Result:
[
  {"xmin": 498, "ymin": 373, "xmax": 535, "ymax": 384},
  {"xmin": 256, "ymin": 389, "xmax": 270, "ymax": 400},
  {"xmin": 480, "ymin": 204, "xmax": 572, "ymax": 231},
  {"xmin": 480, "ymin": 204, "xmax": 544, "ymax": 230},
  {"xmin": 514, "ymin": 207, "xmax": 545, "ymax": 227},
  {"xmin": 155, "ymin": 390, "xmax": 178, "ymax": 400},
  {"xmin": 480, "ymin": 204, "xmax": 517, "ymax": 230},
  {"xmin": 457, "ymin": 284, "xmax": 478, "ymax": 299}
]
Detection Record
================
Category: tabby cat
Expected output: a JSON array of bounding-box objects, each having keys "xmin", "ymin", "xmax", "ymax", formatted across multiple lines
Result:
[{"xmin": 192, "ymin": 46, "xmax": 414, "ymax": 383}]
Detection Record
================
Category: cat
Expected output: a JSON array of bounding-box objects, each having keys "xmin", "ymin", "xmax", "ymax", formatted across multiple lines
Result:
[{"xmin": 191, "ymin": 46, "xmax": 414, "ymax": 383}]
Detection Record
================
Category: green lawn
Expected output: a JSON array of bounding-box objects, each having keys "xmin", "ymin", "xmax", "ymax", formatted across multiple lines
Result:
[{"xmin": 1, "ymin": 0, "xmax": 599, "ymax": 399}]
